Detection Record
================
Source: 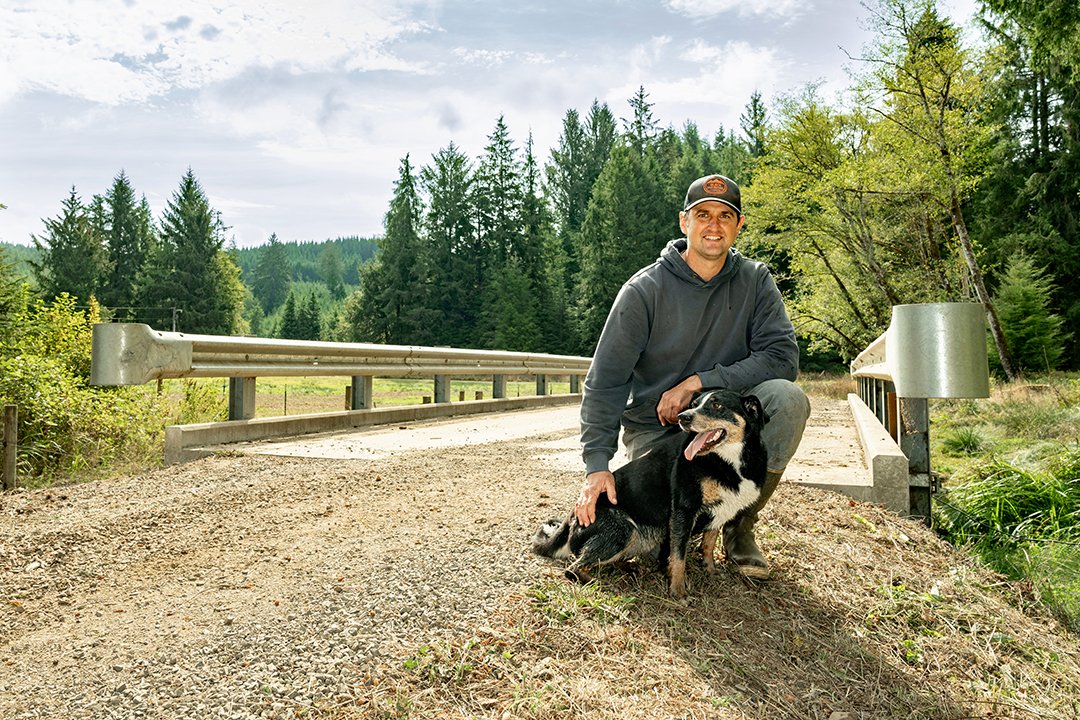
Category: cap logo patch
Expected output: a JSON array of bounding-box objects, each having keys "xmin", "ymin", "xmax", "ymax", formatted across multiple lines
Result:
[{"xmin": 703, "ymin": 177, "xmax": 727, "ymax": 195}]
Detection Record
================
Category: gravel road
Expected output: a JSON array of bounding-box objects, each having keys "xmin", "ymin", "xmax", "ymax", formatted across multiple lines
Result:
[{"xmin": 1, "ymin": 428, "xmax": 580, "ymax": 719}]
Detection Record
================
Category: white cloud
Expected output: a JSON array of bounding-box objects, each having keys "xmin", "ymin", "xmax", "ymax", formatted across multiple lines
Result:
[
  {"xmin": 0, "ymin": 0, "xmax": 425, "ymax": 107},
  {"xmin": 665, "ymin": 0, "xmax": 806, "ymax": 20}
]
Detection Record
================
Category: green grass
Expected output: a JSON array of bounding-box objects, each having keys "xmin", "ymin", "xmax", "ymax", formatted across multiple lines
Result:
[
  {"xmin": 160, "ymin": 375, "xmax": 574, "ymax": 419},
  {"xmin": 931, "ymin": 374, "xmax": 1080, "ymax": 632},
  {"xmin": 932, "ymin": 378, "xmax": 1080, "ymax": 633}
]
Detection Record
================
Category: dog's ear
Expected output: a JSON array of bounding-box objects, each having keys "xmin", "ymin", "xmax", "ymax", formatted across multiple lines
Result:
[{"xmin": 742, "ymin": 394, "xmax": 769, "ymax": 426}]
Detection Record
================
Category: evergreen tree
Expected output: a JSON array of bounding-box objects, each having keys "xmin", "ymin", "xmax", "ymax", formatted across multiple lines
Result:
[
  {"xmin": 318, "ymin": 243, "xmax": 345, "ymax": 299},
  {"xmin": 545, "ymin": 101, "xmax": 615, "ymax": 304},
  {"xmin": 0, "ymin": 245, "xmax": 28, "ymax": 352},
  {"xmin": 991, "ymin": 254, "xmax": 1069, "ymax": 373},
  {"xmin": 347, "ymin": 155, "xmax": 426, "ymax": 343},
  {"xmin": 480, "ymin": 256, "xmax": 539, "ymax": 351},
  {"xmin": 974, "ymin": 2, "xmax": 1080, "ymax": 367},
  {"xmin": 419, "ymin": 143, "xmax": 476, "ymax": 347},
  {"xmin": 99, "ymin": 171, "xmax": 155, "ymax": 317},
  {"xmin": 623, "ymin": 86, "xmax": 659, "ymax": 155},
  {"xmin": 473, "ymin": 116, "xmax": 524, "ymax": 267},
  {"xmin": 278, "ymin": 291, "xmax": 301, "ymax": 339},
  {"xmin": 300, "ymin": 292, "xmax": 322, "ymax": 340},
  {"xmin": 138, "ymin": 169, "xmax": 244, "ymax": 334},
  {"xmin": 30, "ymin": 188, "xmax": 107, "ymax": 302},
  {"xmin": 712, "ymin": 126, "xmax": 753, "ymax": 183},
  {"xmin": 251, "ymin": 233, "xmax": 292, "ymax": 312},
  {"xmin": 584, "ymin": 100, "xmax": 617, "ymax": 188},
  {"xmin": 740, "ymin": 90, "xmax": 769, "ymax": 159},
  {"xmin": 574, "ymin": 140, "xmax": 670, "ymax": 352}
]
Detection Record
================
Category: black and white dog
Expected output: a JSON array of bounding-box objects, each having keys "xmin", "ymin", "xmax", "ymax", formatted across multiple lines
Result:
[{"xmin": 532, "ymin": 389, "xmax": 769, "ymax": 599}]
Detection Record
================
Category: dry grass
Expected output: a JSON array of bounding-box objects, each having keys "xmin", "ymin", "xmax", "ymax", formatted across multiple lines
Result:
[
  {"xmin": 345, "ymin": 484, "xmax": 1078, "ymax": 720},
  {"xmin": 798, "ymin": 372, "xmax": 856, "ymax": 400}
]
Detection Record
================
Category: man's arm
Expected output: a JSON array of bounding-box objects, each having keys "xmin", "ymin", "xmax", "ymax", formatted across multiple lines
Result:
[
  {"xmin": 577, "ymin": 285, "xmax": 649, "ymax": 525},
  {"xmin": 656, "ymin": 373, "xmax": 702, "ymax": 425}
]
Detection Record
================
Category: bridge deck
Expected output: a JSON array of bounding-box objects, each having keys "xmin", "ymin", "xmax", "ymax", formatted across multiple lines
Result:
[{"xmin": 210, "ymin": 396, "xmax": 869, "ymax": 491}]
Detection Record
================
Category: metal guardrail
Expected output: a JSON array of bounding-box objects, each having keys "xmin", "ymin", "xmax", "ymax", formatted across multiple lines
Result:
[
  {"xmin": 850, "ymin": 303, "xmax": 990, "ymax": 522},
  {"xmin": 91, "ymin": 323, "xmax": 592, "ymax": 420}
]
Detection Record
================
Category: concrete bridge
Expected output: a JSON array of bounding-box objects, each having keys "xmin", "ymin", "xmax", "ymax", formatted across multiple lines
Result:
[{"xmin": 189, "ymin": 394, "xmax": 871, "ymax": 502}]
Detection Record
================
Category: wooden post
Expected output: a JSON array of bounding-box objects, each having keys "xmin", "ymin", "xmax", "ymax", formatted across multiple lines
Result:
[
  {"xmin": 493, "ymin": 375, "xmax": 507, "ymax": 399},
  {"xmin": 899, "ymin": 397, "xmax": 932, "ymax": 526},
  {"xmin": 3, "ymin": 405, "xmax": 16, "ymax": 491}
]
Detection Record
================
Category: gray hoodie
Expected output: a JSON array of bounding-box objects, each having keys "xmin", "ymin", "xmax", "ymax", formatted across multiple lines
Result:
[{"xmin": 580, "ymin": 238, "xmax": 799, "ymax": 475}]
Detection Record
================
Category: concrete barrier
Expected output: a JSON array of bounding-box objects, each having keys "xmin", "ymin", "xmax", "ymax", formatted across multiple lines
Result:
[
  {"xmin": 847, "ymin": 393, "xmax": 909, "ymax": 514},
  {"xmin": 165, "ymin": 393, "xmax": 581, "ymax": 465}
]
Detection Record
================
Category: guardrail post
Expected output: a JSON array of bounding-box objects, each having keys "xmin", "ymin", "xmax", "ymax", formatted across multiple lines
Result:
[
  {"xmin": 493, "ymin": 375, "xmax": 506, "ymax": 399},
  {"xmin": 229, "ymin": 378, "xmax": 256, "ymax": 420},
  {"xmin": 351, "ymin": 375, "xmax": 373, "ymax": 410},
  {"xmin": 434, "ymin": 375, "xmax": 450, "ymax": 404},
  {"xmin": 3, "ymin": 405, "xmax": 16, "ymax": 491},
  {"xmin": 570, "ymin": 375, "xmax": 581, "ymax": 394},
  {"xmin": 899, "ymin": 397, "xmax": 932, "ymax": 526},
  {"xmin": 536, "ymin": 374, "xmax": 548, "ymax": 396}
]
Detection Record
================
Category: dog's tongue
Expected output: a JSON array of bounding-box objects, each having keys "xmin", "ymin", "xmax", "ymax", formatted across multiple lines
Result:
[{"xmin": 684, "ymin": 430, "xmax": 720, "ymax": 461}]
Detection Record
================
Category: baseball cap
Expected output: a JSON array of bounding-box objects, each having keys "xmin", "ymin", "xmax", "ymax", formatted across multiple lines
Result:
[{"xmin": 683, "ymin": 174, "xmax": 741, "ymax": 215}]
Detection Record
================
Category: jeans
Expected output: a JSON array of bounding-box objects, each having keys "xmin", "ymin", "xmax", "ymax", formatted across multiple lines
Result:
[{"xmin": 621, "ymin": 379, "xmax": 811, "ymax": 474}]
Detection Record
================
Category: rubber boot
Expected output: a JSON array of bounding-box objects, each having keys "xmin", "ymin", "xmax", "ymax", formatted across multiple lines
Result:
[{"xmin": 723, "ymin": 470, "xmax": 783, "ymax": 579}]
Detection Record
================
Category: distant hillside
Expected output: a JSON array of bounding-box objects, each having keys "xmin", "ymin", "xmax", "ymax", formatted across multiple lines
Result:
[
  {"xmin": 0, "ymin": 242, "xmax": 39, "ymax": 283},
  {"xmin": 233, "ymin": 235, "xmax": 379, "ymax": 286}
]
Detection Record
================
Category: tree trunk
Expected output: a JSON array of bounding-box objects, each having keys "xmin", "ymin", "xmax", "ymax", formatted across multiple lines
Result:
[{"xmin": 949, "ymin": 190, "xmax": 1018, "ymax": 381}]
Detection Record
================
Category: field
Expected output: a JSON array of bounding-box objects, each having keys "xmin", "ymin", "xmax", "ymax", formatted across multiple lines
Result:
[{"xmin": 162, "ymin": 375, "xmax": 575, "ymax": 419}]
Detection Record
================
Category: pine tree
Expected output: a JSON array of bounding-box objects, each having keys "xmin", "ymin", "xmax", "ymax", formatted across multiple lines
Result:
[
  {"xmin": 712, "ymin": 126, "xmax": 753, "ymax": 182},
  {"xmin": 623, "ymin": 86, "xmax": 659, "ymax": 156},
  {"xmin": 99, "ymin": 171, "xmax": 155, "ymax": 317},
  {"xmin": 992, "ymin": 254, "xmax": 1069, "ymax": 373},
  {"xmin": 347, "ymin": 155, "xmax": 426, "ymax": 344},
  {"xmin": 574, "ymin": 141, "xmax": 670, "ymax": 352},
  {"xmin": 0, "ymin": 245, "xmax": 28, "ymax": 352},
  {"xmin": 473, "ymin": 116, "xmax": 524, "ymax": 267},
  {"xmin": 300, "ymin": 293, "xmax": 322, "ymax": 340},
  {"xmin": 278, "ymin": 291, "xmax": 301, "ymax": 339},
  {"xmin": 480, "ymin": 256, "xmax": 538, "ymax": 351},
  {"xmin": 318, "ymin": 243, "xmax": 345, "ymax": 299},
  {"xmin": 30, "ymin": 188, "xmax": 107, "ymax": 302},
  {"xmin": 740, "ymin": 91, "xmax": 768, "ymax": 159},
  {"xmin": 419, "ymin": 143, "xmax": 475, "ymax": 347},
  {"xmin": 138, "ymin": 169, "xmax": 244, "ymax": 334},
  {"xmin": 251, "ymin": 233, "xmax": 292, "ymax": 312}
]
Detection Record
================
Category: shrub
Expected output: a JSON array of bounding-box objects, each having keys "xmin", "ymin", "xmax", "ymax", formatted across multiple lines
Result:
[{"xmin": 0, "ymin": 354, "xmax": 168, "ymax": 481}]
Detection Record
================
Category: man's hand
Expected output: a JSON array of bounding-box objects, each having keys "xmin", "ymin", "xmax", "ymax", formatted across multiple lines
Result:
[
  {"xmin": 575, "ymin": 471, "xmax": 616, "ymax": 527},
  {"xmin": 656, "ymin": 374, "xmax": 703, "ymax": 425}
]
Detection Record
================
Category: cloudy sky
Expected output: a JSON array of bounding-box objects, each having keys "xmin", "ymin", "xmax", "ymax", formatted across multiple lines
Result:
[{"xmin": 0, "ymin": 0, "xmax": 980, "ymax": 249}]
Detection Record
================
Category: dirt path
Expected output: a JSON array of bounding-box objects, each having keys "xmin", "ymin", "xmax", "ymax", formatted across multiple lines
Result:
[
  {"xmin": 1, "ymin": 432, "xmax": 579, "ymax": 718},
  {"xmin": 1, "ymin": 400, "xmax": 1077, "ymax": 719}
]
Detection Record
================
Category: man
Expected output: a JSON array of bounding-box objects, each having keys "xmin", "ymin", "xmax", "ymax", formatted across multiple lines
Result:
[{"xmin": 575, "ymin": 174, "xmax": 810, "ymax": 580}]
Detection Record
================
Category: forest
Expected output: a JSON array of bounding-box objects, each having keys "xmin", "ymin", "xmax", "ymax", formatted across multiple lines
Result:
[{"xmin": 5, "ymin": 0, "xmax": 1078, "ymax": 378}]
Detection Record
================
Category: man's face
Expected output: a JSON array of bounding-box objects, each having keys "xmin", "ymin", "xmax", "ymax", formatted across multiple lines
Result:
[{"xmin": 679, "ymin": 201, "xmax": 744, "ymax": 263}]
